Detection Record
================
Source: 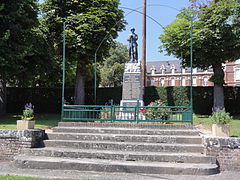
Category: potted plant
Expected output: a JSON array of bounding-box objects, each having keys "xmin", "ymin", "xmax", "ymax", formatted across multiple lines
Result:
[
  {"xmin": 17, "ymin": 103, "xmax": 35, "ymax": 130},
  {"xmin": 210, "ymin": 110, "xmax": 232, "ymax": 137}
]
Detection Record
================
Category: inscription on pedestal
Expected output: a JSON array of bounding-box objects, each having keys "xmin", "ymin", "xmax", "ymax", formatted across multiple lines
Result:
[
  {"xmin": 122, "ymin": 73, "xmax": 142, "ymax": 100},
  {"xmin": 122, "ymin": 102, "xmax": 138, "ymax": 107},
  {"xmin": 119, "ymin": 62, "xmax": 144, "ymax": 120}
]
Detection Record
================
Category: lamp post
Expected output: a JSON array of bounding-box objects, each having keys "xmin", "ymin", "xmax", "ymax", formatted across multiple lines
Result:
[
  {"xmin": 61, "ymin": 22, "xmax": 66, "ymax": 121},
  {"xmin": 142, "ymin": 0, "xmax": 147, "ymax": 88},
  {"xmin": 190, "ymin": 15, "xmax": 193, "ymax": 123}
]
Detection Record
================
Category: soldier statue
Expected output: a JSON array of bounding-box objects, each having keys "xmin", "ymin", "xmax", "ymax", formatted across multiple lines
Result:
[{"xmin": 127, "ymin": 27, "xmax": 138, "ymax": 63}]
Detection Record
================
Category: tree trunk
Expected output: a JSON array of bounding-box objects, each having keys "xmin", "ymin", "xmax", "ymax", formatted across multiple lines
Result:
[
  {"xmin": 212, "ymin": 64, "xmax": 225, "ymax": 112},
  {"xmin": 0, "ymin": 77, "xmax": 6, "ymax": 116},
  {"xmin": 74, "ymin": 62, "xmax": 85, "ymax": 105}
]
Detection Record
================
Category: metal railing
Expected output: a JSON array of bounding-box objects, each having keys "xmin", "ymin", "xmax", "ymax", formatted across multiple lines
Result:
[{"xmin": 62, "ymin": 105, "xmax": 192, "ymax": 123}]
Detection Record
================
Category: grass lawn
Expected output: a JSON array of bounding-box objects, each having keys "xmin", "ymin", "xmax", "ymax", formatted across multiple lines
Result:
[
  {"xmin": 0, "ymin": 113, "xmax": 240, "ymax": 137},
  {"xmin": 0, "ymin": 175, "xmax": 101, "ymax": 180},
  {"xmin": 0, "ymin": 114, "xmax": 60, "ymax": 129},
  {"xmin": 193, "ymin": 114, "xmax": 240, "ymax": 137}
]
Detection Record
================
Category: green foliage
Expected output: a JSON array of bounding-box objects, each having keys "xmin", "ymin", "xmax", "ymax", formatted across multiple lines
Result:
[
  {"xmin": 42, "ymin": 0, "xmax": 125, "ymax": 69},
  {"xmin": 145, "ymin": 99, "xmax": 170, "ymax": 120},
  {"xmin": 0, "ymin": 0, "xmax": 39, "ymax": 84},
  {"xmin": 0, "ymin": 1, "xmax": 60, "ymax": 88},
  {"xmin": 22, "ymin": 103, "xmax": 34, "ymax": 120},
  {"xmin": 42, "ymin": 0, "xmax": 126, "ymax": 103},
  {"xmin": 159, "ymin": 0, "xmax": 240, "ymax": 110},
  {"xmin": 4, "ymin": 86, "xmax": 240, "ymax": 115},
  {"xmin": 100, "ymin": 42, "xmax": 129, "ymax": 87},
  {"xmin": 144, "ymin": 86, "xmax": 190, "ymax": 106},
  {"xmin": 160, "ymin": 0, "xmax": 240, "ymax": 69},
  {"xmin": 209, "ymin": 74, "xmax": 225, "ymax": 85},
  {"xmin": 210, "ymin": 110, "xmax": 233, "ymax": 124}
]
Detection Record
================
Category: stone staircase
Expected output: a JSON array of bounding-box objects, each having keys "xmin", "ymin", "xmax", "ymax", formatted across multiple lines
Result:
[{"xmin": 14, "ymin": 122, "xmax": 219, "ymax": 175}]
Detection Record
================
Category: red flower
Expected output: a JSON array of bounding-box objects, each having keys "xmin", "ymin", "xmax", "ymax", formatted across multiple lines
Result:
[{"xmin": 139, "ymin": 108, "xmax": 146, "ymax": 111}]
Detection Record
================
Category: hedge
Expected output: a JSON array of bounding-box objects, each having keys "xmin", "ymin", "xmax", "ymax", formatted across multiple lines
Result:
[{"xmin": 5, "ymin": 86, "xmax": 240, "ymax": 115}]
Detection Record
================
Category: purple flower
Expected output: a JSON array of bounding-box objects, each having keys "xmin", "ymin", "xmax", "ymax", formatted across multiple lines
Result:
[{"xmin": 25, "ymin": 103, "xmax": 34, "ymax": 110}]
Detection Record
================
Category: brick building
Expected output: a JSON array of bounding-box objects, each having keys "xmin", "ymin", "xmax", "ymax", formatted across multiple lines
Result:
[{"xmin": 146, "ymin": 60, "xmax": 240, "ymax": 87}]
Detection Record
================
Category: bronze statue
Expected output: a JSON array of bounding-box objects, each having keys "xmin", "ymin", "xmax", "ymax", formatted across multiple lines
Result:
[{"xmin": 127, "ymin": 27, "xmax": 138, "ymax": 63}]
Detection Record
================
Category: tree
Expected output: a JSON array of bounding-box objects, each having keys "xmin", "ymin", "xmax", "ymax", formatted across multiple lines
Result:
[
  {"xmin": 0, "ymin": 0, "xmax": 39, "ymax": 114},
  {"xmin": 100, "ymin": 42, "xmax": 129, "ymax": 87},
  {"xmin": 0, "ymin": 0, "xmax": 39, "ymax": 81},
  {"xmin": 42, "ymin": 0, "xmax": 126, "ymax": 104},
  {"xmin": 159, "ymin": 0, "xmax": 240, "ymax": 112}
]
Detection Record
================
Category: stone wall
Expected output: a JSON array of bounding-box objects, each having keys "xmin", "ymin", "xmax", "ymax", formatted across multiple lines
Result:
[
  {"xmin": 203, "ymin": 136, "xmax": 240, "ymax": 171},
  {"xmin": 0, "ymin": 129, "xmax": 46, "ymax": 160}
]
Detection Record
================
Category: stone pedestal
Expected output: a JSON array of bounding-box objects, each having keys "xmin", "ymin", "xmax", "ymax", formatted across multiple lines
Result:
[
  {"xmin": 212, "ymin": 124, "xmax": 230, "ymax": 137},
  {"xmin": 17, "ymin": 120, "xmax": 35, "ymax": 130},
  {"xmin": 119, "ymin": 62, "xmax": 144, "ymax": 120}
]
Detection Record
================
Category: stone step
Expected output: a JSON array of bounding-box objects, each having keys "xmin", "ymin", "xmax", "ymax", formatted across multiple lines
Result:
[
  {"xmin": 58, "ymin": 122, "xmax": 195, "ymax": 129},
  {"xmin": 22, "ymin": 147, "xmax": 216, "ymax": 164},
  {"xmin": 43, "ymin": 140, "xmax": 204, "ymax": 153},
  {"xmin": 52, "ymin": 127, "xmax": 200, "ymax": 136},
  {"xmin": 14, "ymin": 155, "xmax": 219, "ymax": 175},
  {"xmin": 47, "ymin": 132, "xmax": 202, "ymax": 144}
]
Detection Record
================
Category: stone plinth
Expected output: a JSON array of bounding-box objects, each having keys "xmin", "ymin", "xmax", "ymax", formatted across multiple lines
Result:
[
  {"xmin": 120, "ymin": 62, "xmax": 144, "ymax": 120},
  {"xmin": 212, "ymin": 124, "xmax": 230, "ymax": 137},
  {"xmin": 17, "ymin": 120, "xmax": 35, "ymax": 130}
]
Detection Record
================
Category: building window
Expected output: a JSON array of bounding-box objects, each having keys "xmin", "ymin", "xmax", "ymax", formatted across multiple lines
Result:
[
  {"xmin": 203, "ymin": 77, "xmax": 208, "ymax": 86},
  {"xmin": 151, "ymin": 67, "xmax": 156, "ymax": 75},
  {"xmin": 193, "ymin": 77, "xmax": 197, "ymax": 86},
  {"xmin": 161, "ymin": 69, "xmax": 165, "ymax": 74},
  {"xmin": 150, "ymin": 79, "xmax": 155, "ymax": 86},
  {"xmin": 171, "ymin": 65, "xmax": 175, "ymax": 74},
  {"xmin": 171, "ymin": 78, "xmax": 175, "ymax": 86},
  {"xmin": 193, "ymin": 68, "xmax": 197, "ymax": 73},
  {"xmin": 160, "ymin": 78, "xmax": 164, "ymax": 86},
  {"xmin": 235, "ymin": 69, "xmax": 240, "ymax": 80},
  {"xmin": 182, "ymin": 77, "xmax": 186, "ymax": 86},
  {"xmin": 182, "ymin": 68, "xmax": 186, "ymax": 74}
]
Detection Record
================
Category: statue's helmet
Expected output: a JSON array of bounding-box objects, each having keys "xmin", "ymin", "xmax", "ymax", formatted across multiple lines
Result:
[{"xmin": 130, "ymin": 27, "xmax": 135, "ymax": 31}]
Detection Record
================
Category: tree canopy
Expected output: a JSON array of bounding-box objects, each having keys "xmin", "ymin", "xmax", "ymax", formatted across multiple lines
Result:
[
  {"xmin": 159, "ymin": 0, "xmax": 240, "ymax": 111},
  {"xmin": 42, "ymin": 0, "xmax": 126, "ymax": 104},
  {"xmin": 99, "ymin": 42, "xmax": 129, "ymax": 87},
  {"xmin": 0, "ymin": 0, "xmax": 38, "ymax": 84}
]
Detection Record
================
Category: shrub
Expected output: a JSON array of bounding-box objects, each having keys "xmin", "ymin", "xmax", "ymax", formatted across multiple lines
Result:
[
  {"xmin": 210, "ymin": 110, "xmax": 232, "ymax": 124},
  {"xmin": 145, "ymin": 99, "xmax": 170, "ymax": 120}
]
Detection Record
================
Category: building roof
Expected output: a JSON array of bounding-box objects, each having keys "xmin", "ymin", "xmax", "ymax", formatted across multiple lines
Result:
[{"xmin": 146, "ymin": 60, "xmax": 211, "ymax": 74}]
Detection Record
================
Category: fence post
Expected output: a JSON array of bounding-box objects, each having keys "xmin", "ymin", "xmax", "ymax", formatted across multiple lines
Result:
[
  {"xmin": 110, "ymin": 99, "xmax": 114, "ymax": 122},
  {"xmin": 135, "ymin": 100, "xmax": 140, "ymax": 123}
]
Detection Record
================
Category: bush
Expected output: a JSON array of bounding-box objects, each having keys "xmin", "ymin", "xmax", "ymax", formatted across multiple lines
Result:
[
  {"xmin": 210, "ymin": 110, "xmax": 232, "ymax": 124},
  {"xmin": 145, "ymin": 99, "xmax": 170, "ymax": 120},
  {"xmin": 5, "ymin": 86, "xmax": 240, "ymax": 115}
]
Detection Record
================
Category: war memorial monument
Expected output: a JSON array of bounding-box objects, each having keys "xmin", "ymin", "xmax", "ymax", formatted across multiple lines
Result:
[{"xmin": 119, "ymin": 28, "xmax": 144, "ymax": 119}]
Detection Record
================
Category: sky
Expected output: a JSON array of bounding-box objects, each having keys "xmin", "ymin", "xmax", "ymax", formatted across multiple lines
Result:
[{"xmin": 39, "ymin": 0, "xmax": 191, "ymax": 61}]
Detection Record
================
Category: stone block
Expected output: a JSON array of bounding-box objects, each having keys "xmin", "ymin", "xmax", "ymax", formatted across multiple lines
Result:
[
  {"xmin": 17, "ymin": 120, "xmax": 35, "ymax": 130},
  {"xmin": 212, "ymin": 124, "xmax": 230, "ymax": 137}
]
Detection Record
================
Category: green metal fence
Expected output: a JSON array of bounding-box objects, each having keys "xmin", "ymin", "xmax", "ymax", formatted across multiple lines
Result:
[{"xmin": 62, "ymin": 105, "xmax": 192, "ymax": 123}]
